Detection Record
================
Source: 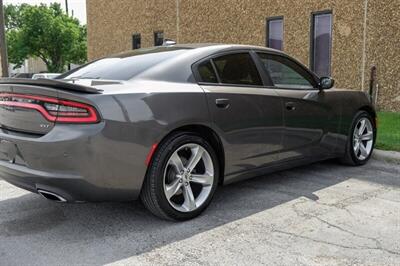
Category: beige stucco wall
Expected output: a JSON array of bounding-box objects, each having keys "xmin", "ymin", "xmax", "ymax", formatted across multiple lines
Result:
[
  {"xmin": 87, "ymin": 0, "xmax": 399, "ymax": 112},
  {"xmin": 86, "ymin": 0, "xmax": 179, "ymax": 59},
  {"xmin": 364, "ymin": 0, "xmax": 400, "ymax": 112}
]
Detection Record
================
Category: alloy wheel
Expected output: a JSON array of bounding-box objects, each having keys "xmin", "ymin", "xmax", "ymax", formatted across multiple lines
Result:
[
  {"xmin": 163, "ymin": 143, "xmax": 215, "ymax": 212},
  {"xmin": 353, "ymin": 117, "xmax": 374, "ymax": 160}
]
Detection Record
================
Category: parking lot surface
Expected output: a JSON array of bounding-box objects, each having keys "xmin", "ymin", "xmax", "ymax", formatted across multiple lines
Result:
[{"xmin": 0, "ymin": 159, "xmax": 399, "ymax": 266}]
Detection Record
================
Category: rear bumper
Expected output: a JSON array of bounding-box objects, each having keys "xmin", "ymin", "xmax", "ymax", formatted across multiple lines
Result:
[
  {"xmin": 0, "ymin": 122, "xmax": 150, "ymax": 202},
  {"xmin": 0, "ymin": 160, "xmax": 139, "ymax": 202}
]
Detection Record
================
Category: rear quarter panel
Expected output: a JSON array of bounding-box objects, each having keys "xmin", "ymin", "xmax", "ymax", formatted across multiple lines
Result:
[{"xmin": 84, "ymin": 81, "xmax": 212, "ymax": 195}]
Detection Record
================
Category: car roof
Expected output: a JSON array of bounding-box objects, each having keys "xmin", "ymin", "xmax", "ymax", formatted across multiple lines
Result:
[
  {"xmin": 121, "ymin": 44, "xmax": 291, "ymax": 82},
  {"xmin": 60, "ymin": 43, "xmax": 296, "ymax": 84},
  {"xmin": 173, "ymin": 43, "xmax": 280, "ymax": 52},
  {"xmin": 108, "ymin": 43, "xmax": 282, "ymax": 59}
]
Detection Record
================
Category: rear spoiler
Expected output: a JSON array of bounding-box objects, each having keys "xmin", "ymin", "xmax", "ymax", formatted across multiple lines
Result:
[{"xmin": 0, "ymin": 78, "xmax": 103, "ymax": 94}]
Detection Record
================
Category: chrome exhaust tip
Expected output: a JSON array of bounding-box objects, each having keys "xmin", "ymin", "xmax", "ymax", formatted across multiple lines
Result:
[{"xmin": 37, "ymin": 189, "xmax": 67, "ymax": 202}]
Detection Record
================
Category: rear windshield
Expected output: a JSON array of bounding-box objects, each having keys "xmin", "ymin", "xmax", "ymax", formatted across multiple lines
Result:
[{"xmin": 59, "ymin": 47, "xmax": 189, "ymax": 81}]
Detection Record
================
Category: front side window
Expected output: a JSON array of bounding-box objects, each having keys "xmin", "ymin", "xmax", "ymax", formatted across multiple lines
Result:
[
  {"xmin": 258, "ymin": 53, "xmax": 316, "ymax": 89},
  {"xmin": 213, "ymin": 53, "xmax": 262, "ymax": 86},
  {"xmin": 266, "ymin": 17, "xmax": 284, "ymax": 50},
  {"xmin": 311, "ymin": 12, "xmax": 332, "ymax": 77}
]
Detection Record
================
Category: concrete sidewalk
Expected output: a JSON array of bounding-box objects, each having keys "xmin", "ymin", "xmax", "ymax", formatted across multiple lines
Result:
[{"xmin": 373, "ymin": 149, "xmax": 400, "ymax": 164}]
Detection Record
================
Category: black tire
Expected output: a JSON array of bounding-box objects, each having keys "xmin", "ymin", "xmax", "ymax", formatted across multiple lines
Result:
[
  {"xmin": 140, "ymin": 132, "xmax": 219, "ymax": 221},
  {"xmin": 340, "ymin": 111, "xmax": 376, "ymax": 166}
]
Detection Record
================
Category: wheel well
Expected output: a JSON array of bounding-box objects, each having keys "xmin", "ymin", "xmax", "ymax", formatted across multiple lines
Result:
[
  {"xmin": 165, "ymin": 125, "xmax": 225, "ymax": 184},
  {"xmin": 359, "ymin": 106, "xmax": 377, "ymax": 127}
]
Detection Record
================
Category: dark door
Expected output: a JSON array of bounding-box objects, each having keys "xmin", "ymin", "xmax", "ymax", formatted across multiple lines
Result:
[
  {"xmin": 195, "ymin": 52, "xmax": 284, "ymax": 180},
  {"xmin": 256, "ymin": 52, "xmax": 336, "ymax": 161}
]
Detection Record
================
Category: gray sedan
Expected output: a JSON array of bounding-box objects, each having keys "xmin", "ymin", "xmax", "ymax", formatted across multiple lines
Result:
[{"xmin": 0, "ymin": 44, "xmax": 376, "ymax": 220}]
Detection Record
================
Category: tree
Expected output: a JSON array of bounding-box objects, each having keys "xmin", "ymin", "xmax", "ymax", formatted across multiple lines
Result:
[
  {"xmin": 4, "ymin": 4, "xmax": 28, "ymax": 30},
  {"xmin": 5, "ymin": 3, "xmax": 87, "ymax": 72}
]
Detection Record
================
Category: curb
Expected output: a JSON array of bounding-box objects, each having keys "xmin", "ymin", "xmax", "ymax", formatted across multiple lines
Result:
[{"xmin": 372, "ymin": 149, "xmax": 400, "ymax": 164}]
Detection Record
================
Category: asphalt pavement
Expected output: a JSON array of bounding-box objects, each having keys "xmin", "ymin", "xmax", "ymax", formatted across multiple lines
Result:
[{"xmin": 0, "ymin": 159, "xmax": 399, "ymax": 266}]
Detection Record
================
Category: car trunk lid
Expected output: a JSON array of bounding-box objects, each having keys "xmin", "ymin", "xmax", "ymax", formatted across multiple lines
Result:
[
  {"xmin": 0, "ymin": 78, "xmax": 103, "ymax": 94},
  {"xmin": 0, "ymin": 79, "xmax": 101, "ymax": 135}
]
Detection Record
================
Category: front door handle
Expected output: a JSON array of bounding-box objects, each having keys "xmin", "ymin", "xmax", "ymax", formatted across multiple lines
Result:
[
  {"xmin": 285, "ymin": 102, "xmax": 296, "ymax": 111},
  {"xmin": 216, "ymin": 98, "xmax": 230, "ymax": 109}
]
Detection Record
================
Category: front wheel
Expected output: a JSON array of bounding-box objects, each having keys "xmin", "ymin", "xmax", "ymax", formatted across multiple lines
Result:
[
  {"xmin": 341, "ymin": 111, "xmax": 376, "ymax": 166},
  {"xmin": 141, "ymin": 132, "xmax": 219, "ymax": 221}
]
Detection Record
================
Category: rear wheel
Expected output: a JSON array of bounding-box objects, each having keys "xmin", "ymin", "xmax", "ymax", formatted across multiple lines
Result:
[
  {"xmin": 341, "ymin": 111, "xmax": 376, "ymax": 165},
  {"xmin": 141, "ymin": 132, "xmax": 219, "ymax": 221}
]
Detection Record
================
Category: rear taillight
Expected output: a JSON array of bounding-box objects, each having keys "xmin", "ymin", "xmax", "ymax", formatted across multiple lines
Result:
[{"xmin": 0, "ymin": 93, "xmax": 100, "ymax": 123}]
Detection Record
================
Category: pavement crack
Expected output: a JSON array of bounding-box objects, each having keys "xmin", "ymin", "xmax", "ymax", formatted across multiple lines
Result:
[
  {"xmin": 273, "ymin": 229, "xmax": 400, "ymax": 256},
  {"xmin": 288, "ymin": 190, "xmax": 400, "ymax": 256}
]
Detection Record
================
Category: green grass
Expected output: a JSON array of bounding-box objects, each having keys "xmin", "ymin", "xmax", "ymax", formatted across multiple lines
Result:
[{"xmin": 376, "ymin": 112, "xmax": 400, "ymax": 151}]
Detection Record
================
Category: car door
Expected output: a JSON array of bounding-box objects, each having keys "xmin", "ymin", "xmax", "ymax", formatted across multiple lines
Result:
[
  {"xmin": 256, "ymin": 52, "xmax": 337, "ymax": 161},
  {"xmin": 194, "ymin": 51, "xmax": 284, "ymax": 180}
]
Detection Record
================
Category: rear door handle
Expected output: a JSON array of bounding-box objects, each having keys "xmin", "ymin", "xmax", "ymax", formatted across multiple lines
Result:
[
  {"xmin": 216, "ymin": 98, "xmax": 230, "ymax": 109},
  {"xmin": 285, "ymin": 102, "xmax": 296, "ymax": 111}
]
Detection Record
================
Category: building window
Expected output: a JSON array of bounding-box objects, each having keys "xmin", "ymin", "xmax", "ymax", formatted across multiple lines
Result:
[
  {"xmin": 266, "ymin": 17, "xmax": 283, "ymax": 50},
  {"xmin": 311, "ymin": 11, "xmax": 332, "ymax": 77},
  {"xmin": 154, "ymin": 31, "xmax": 164, "ymax": 46},
  {"xmin": 132, "ymin": 33, "xmax": 141, "ymax": 49}
]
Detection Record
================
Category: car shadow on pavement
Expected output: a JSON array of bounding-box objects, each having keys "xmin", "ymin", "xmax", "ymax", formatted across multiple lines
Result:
[{"xmin": 0, "ymin": 159, "xmax": 398, "ymax": 265}]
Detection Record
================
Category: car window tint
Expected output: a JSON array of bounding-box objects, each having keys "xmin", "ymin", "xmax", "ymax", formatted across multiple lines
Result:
[
  {"xmin": 213, "ymin": 53, "xmax": 262, "ymax": 86},
  {"xmin": 198, "ymin": 60, "xmax": 218, "ymax": 83},
  {"xmin": 258, "ymin": 53, "xmax": 315, "ymax": 89},
  {"xmin": 60, "ymin": 47, "xmax": 189, "ymax": 81}
]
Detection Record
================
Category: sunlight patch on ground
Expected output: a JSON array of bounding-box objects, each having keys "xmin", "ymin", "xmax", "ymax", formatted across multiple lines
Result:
[{"xmin": 0, "ymin": 180, "xmax": 31, "ymax": 201}]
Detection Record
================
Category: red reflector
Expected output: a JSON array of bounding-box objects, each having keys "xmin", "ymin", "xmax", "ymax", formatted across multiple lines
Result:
[
  {"xmin": 0, "ymin": 93, "xmax": 100, "ymax": 124},
  {"xmin": 145, "ymin": 143, "xmax": 158, "ymax": 166}
]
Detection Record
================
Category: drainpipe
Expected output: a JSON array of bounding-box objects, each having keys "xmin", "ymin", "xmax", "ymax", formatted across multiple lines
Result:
[
  {"xmin": 361, "ymin": 0, "xmax": 369, "ymax": 91},
  {"xmin": 369, "ymin": 65, "xmax": 376, "ymax": 103}
]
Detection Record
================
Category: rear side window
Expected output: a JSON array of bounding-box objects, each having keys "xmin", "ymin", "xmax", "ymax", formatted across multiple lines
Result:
[
  {"xmin": 213, "ymin": 53, "xmax": 262, "ymax": 86},
  {"xmin": 198, "ymin": 60, "xmax": 218, "ymax": 83}
]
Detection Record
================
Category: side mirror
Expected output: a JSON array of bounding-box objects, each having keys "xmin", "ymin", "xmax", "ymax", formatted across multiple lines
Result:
[{"xmin": 319, "ymin": 77, "xmax": 335, "ymax": 90}]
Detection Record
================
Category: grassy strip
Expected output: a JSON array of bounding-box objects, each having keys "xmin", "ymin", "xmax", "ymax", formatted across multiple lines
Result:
[{"xmin": 376, "ymin": 112, "xmax": 400, "ymax": 151}]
